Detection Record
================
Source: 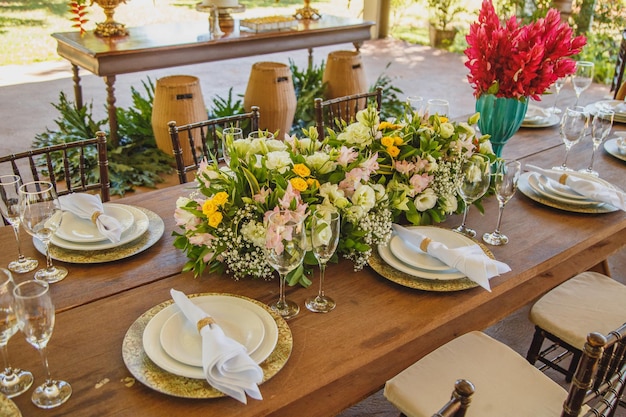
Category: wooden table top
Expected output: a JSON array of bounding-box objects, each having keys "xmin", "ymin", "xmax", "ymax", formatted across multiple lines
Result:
[{"xmin": 5, "ymin": 91, "xmax": 626, "ymax": 416}]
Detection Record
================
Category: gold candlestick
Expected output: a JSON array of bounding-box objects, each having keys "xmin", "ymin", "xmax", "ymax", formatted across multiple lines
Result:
[
  {"xmin": 294, "ymin": 0, "xmax": 321, "ymax": 20},
  {"xmin": 91, "ymin": 0, "xmax": 129, "ymax": 37}
]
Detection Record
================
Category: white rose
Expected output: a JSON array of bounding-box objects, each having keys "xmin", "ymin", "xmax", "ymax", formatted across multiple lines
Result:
[
  {"xmin": 351, "ymin": 184, "xmax": 376, "ymax": 211},
  {"xmin": 265, "ymin": 151, "xmax": 292, "ymax": 174},
  {"xmin": 338, "ymin": 123, "xmax": 373, "ymax": 148},
  {"xmin": 439, "ymin": 122, "xmax": 455, "ymax": 139},
  {"xmin": 319, "ymin": 183, "xmax": 349, "ymax": 209},
  {"xmin": 265, "ymin": 138, "xmax": 288, "ymax": 152},
  {"xmin": 305, "ymin": 152, "xmax": 336, "ymax": 174},
  {"xmin": 414, "ymin": 188, "xmax": 437, "ymax": 211}
]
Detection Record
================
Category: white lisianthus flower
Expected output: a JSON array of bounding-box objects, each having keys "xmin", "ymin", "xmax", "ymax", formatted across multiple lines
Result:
[
  {"xmin": 465, "ymin": 164, "xmax": 482, "ymax": 183},
  {"xmin": 265, "ymin": 151, "xmax": 292, "ymax": 174},
  {"xmin": 439, "ymin": 122, "xmax": 455, "ymax": 139},
  {"xmin": 371, "ymin": 183, "xmax": 387, "ymax": 202},
  {"xmin": 319, "ymin": 183, "xmax": 350, "ymax": 209},
  {"xmin": 414, "ymin": 188, "xmax": 438, "ymax": 211},
  {"xmin": 351, "ymin": 184, "xmax": 376, "ymax": 211},
  {"xmin": 338, "ymin": 123, "xmax": 373, "ymax": 148},
  {"xmin": 305, "ymin": 152, "xmax": 337, "ymax": 174},
  {"xmin": 265, "ymin": 139, "xmax": 288, "ymax": 152},
  {"xmin": 231, "ymin": 138, "xmax": 253, "ymax": 158},
  {"xmin": 344, "ymin": 205, "xmax": 366, "ymax": 222},
  {"xmin": 440, "ymin": 193, "xmax": 458, "ymax": 213},
  {"xmin": 240, "ymin": 220, "xmax": 266, "ymax": 248}
]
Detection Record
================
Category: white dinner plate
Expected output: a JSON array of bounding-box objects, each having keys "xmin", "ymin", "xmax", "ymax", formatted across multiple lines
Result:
[
  {"xmin": 521, "ymin": 114, "xmax": 560, "ymax": 128},
  {"xmin": 49, "ymin": 204, "xmax": 149, "ymax": 250},
  {"xmin": 143, "ymin": 295, "xmax": 278, "ymax": 379},
  {"xmin": 584, "ymin": 100, "xmax": 626, "ymax": 123},
  {"xmin": 159, "ymin": 298, "xmax": 265, "ymax": 368},
  {"xmin": 55, "ymin": 204, "xmax": 134, "ymax": 243},
  {"xmin": 526, "ymin": 172, "xmax": 603, "ymax": 207},
  {"xmin": 604, "ymin": 138, "xmax": 626, "ymax": 162},
  {"xmin": 388, "ymin": 227, "xmax": 471, "ymax": 272}
]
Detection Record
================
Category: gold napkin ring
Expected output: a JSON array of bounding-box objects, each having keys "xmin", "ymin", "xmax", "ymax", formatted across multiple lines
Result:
[
  {"xmin": 558, "ymin": 174, "xmax": 568, "ymax": 185},
  {"xmin": 91, "ymin": 211, "xmax": 102, "ymax": 224},
  {"xmin": 197, "ymin": 317, "xmax": 215, "ymax": 333},
  {"xmin": 420, "ymin": 237, "xmax": 432, "ymax": 252}
]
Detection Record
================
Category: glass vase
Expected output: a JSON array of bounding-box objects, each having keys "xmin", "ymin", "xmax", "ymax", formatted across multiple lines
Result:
[{"xmin": 476, "ymin": 94, "xmax": 529, "ymax": 157}]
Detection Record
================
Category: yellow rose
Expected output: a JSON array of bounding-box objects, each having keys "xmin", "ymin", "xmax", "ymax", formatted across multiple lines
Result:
[
  {"xmin": 202, "ymin": 200, "xmax": 218, "ymax": 216},
  {"xmin": 394, "ymin": 136, "xmax": 404, "ymax": 146},
  {"xmin": 292, "ymin": 163, "xmax": 311, "ymax": 178},
  {"xmin": 208, "ymin": 211, "xmax": 223, "ymax": 228},
  {"xmin": 212, "ymin": 191, "xmax": 229, "ymax": 206},
  {"xmin": 387, "ymin": 146, "xmax": 400, "ymax": 158},
  {"xmin": 438, "ymin": 116, "xmax": 449, "ymax": 123},
  {"xmin": 306, "ymin": 178, "xmax": 320, "ymax": 189},
  {"xmin": 381, "ymin": 136, "xmax": 394, "ymax": 147},
  {"xmin": 378, "ymin": 121, "xmax": 394, "ymax": 130},
  {"xmin": 290, "ymin": 177, "xmax": 308, "ymax": 192}
]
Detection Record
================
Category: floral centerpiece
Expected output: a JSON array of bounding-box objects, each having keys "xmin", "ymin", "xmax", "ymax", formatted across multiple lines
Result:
[
  {"xmin": 173, "ymin": 106, "xmax": 494, "ymax": 287},
  {"xmin": 464, "ymin": 0, "xmax": 586, "ymax": 156}
]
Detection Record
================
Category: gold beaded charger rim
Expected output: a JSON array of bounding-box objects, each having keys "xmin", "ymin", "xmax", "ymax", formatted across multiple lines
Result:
[
  {"xmin": 368, "ymin": 227, "xmax": 496, "ymax": 292},
  {"xmin": 518, "ymin": 172, "xmax": 617, "ymax": 214},
  {"xmin": 0, "ymin": 394, "xmax": 21, "ymax": 417},
  {"xmin": 39, "ymin": 206, "xmax": 165, "ymax": 264},
  {"xmin": 121, "ymin": 292, "xmax": 293, "ymax": 399}
]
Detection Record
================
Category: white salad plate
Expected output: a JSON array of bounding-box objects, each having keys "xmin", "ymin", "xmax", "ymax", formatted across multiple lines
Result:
[
  {"xmin": 521, "ymin": 114, "xmax": 560, "ymax": 128},
  {"xmin": 50, "ymin": 204, "xmax": 149, "ymax": 250},
  {"xmin": 584, "ymin": 100, "xmax": 626, "ymax": 123},
  {"xmin": 55, "ymin": 204, "xmax": 134, "ymax": 243},
  {"xmin": 604, "ymin": 138, "xmax": 626, "ymax": 162},
  {"xmin": 526, "ymin": 173, "xmax": 603, "ymax": 207},
  {"xmin": 143, "ymin": 295, "xmax": 279, "ymax": 379},
  {"xmin": 536, "ymin": 175, "xmax": 588, "ymax": 201},
  {"xmin": 159, "ymin": 298, "xmax": 266, "ymax": 368}
]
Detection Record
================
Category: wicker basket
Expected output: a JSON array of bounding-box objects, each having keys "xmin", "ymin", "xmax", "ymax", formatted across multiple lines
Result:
[
  {"xmin": 151, "ymin": 75, "xmax": 207, "ymax": 165},
  {"xmin": 323, "ymin": 50, "xmax": 368, "ymax": 99},
  {"xmin": 243, "ymin": 62, "xmax": 296, "ymax": 138}
]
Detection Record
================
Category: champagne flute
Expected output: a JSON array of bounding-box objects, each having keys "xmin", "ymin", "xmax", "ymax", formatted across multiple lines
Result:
[
  {"xmin": 221, "ymin": 127, "xmax": 243, "ymax": 165},
  {"xmin": 550, "ymin": 76, "xmax": 567, "ymax": 115},
  {"xmin": 0, "ymin": 268, "xmax": 33, "ymax": 398},
  {"xmin": 580, "ymin": 109, "xmax": 613, "ymax": 177},
  {"xmin": 305, "ymin": 210, "xmax": 340, "ymax": 313},
  {"xmin": 0, "ymin": 175, "xmax": 38, "ymax": 273},
  {"xmin": 427, "ymin": 98, "xmax": 450, "ymax": 117},
  {"xmin": 13, "ymin": 280, "xmax": 71, "ymax": 408},
  {"xmin": 454, "ymin": 153, "xmax": 491, "ymax": 237},
  {"xmin": 18, "ymin": 181, "xmax": 68, "ymax": 283},
  {"xmin": 265, "ymin": 210, "xmax": 305, "ymax": 320},
  {"xmin": 572, "ymin": 61, "xmax": 594, "ymax": 106},
  {"xmin": 553, "ymin": 106, "xmax": 589, "ymax": 171},
  {"xmin": 482, "ymin": 160, "xmax": 521, "ymax": 246}
]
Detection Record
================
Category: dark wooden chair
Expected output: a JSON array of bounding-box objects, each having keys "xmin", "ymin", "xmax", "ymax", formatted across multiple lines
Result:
[
  {"xmin": 0, "ymin": 131, "xmax": 110, "ymax": 203},
  {"xmin": 610, "ymin": 28, "xmax": 626, "ymax": 98},
  {"xmin": 168, "ymin": 106, "xmax": 260, "ymax": 184},
  {"xmin": 385, "ymin": 324, "xmax": 626, "ymax": 417},
  {"xmin": 314, "ymin": 86, "xmax": 383, "ymax": 138},
  {"xmin": 526, "ymin": 271, "xmax": 626, "ymax": 382},
  {"xmin": 428, "ymin": 379, "xmax": 474, "ymax": 417}
]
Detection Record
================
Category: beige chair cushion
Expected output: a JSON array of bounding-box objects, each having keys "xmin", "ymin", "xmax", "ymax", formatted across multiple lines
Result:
[
  {"xmin": 530, "ymin": 271, "xmax": 626, "ymax": 350},
  {"xmin": 384, "ymin": 331, "xmax": 571, "ymax": 417}
]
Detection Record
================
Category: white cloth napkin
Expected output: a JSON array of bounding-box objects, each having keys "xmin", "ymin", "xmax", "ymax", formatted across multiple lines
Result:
[
  {"xmin": 169, "ymin": 289, "xmax": 263, "ymax": 404},
  {"xmin": 526, "ymin": 165, "xmax": 626, "ymax": 211},
  {"xmin": 58, "ymin": 193, "xmax": 123, "ymax": 242},
  {"xmin": 391, "ymin": 224, "xmax": 512, "ymax": 292},
  {"xmin": 524, "ymin": 105, "xmax": 550, "ymax": 123}
]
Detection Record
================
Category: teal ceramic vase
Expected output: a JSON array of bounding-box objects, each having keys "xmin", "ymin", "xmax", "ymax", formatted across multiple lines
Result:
[{"xmin": 475, "ymin": 94, "xmax": 529, "ymax": 157}]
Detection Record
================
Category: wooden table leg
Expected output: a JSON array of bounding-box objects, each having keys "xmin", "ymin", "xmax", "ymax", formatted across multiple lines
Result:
[
  {"xmin": 104, "ymin": 75, "xmax": 118, "ymax": 146},
  {"xmin": 71, "ymin": 64, "xmax": 83, "ymax": 109}
]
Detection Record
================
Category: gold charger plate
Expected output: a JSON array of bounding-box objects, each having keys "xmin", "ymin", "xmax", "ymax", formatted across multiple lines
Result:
[
  {"xmin": 368, "ymin": 227, "xmax": 495, "ymax": 292},
  {"xmin": 0, "ymin": 394, "xmax": 21, "ymax": 417},
  {"xmin": 122, "ymin": 292, "xmax": 292, "ymax": 399},
  {"xmin": 36, "ymin": 206, "xmax": 165, "ymax": 263}
]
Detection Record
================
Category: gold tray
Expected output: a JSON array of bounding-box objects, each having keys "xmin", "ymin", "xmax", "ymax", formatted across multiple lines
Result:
[{"xmin": 122, "ymin": 292, "xmax": 292, "ymax": 399}]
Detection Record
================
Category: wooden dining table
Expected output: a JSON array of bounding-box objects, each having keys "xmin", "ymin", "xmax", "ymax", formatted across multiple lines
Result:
[{"xmin": 5, "ymin": 90, "xmax": 626, "ymax": 416}]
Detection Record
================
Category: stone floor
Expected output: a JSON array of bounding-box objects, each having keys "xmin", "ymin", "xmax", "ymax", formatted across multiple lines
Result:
[{"xmin": 0, "ymin": 37, "xmax": 624, "ymax": 416}]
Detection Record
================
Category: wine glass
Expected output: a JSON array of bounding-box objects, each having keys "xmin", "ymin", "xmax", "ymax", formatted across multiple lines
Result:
[
  {"xmin": 572, "ymin": 61, "xmax": 594, "ymax": 106},
  {"xmin": 406, "ymin": 95, "xmax": 424, "ymax": 117},
  {"xmin": 0, "ymin": 268, "xmax": 33, "ymax": 398},
  {"xmin": 18, "ymin": 181, "xmax": 68, "ymax": 284},
  {"xmin": 550, "ymin": 76, "xmax": 567, "ymax": 115},
  {"xmin": 427, "ymin": 99, "xmax": 450, "ymax": 117},
  {"xmin": 482, "ymin": 160, "xmax": 521, "ymax": 246},
  {"xmin": 13, "ymin": 280, "xmax": 71, "ymax": 409},
  {"xmin": 305, "ymin": 210, "xmax": 340, "ymax": 313},
  {"xmin": 454, "ymin": 153, "xmax": 491, "ymax": 237},
  {"xmin": 580, "ymin": 109, "xmax": 613, "ymax": 177},
  {"xmin": 0, "ymin": 175, "xmax": 38, "ymax": 274},
  {"xmin": 248, "ymin": 131, "xmax": 275, "ymax": 140},
  {"xmin": 265, "ymin": 210, "xmax": 305, "ymax": 320},
  {"xmin": 553, "ymin": 106, "xmax": 589, "ymax": 171},
  {"xmin": 221, "ymin": 127, "xmax": 243, "ymax": 165}
]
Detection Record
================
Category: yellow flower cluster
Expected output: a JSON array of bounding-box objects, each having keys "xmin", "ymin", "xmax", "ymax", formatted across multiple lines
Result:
[
  {"xmin": 289, "ymin": 163, "xmax": 311, "ymax": 192},
  {"xmin": 380, "ymin": 134, "xmax": 403, "ymax": 158},
  {"xmin": 202, "ymin": 191, "xmax": 229, "ymax": 228}
]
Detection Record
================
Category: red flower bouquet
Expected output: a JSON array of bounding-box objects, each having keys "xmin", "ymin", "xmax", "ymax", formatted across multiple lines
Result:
[{"xmin": 465, "ymin": 0, "xmax": 587, "ymax": 100}]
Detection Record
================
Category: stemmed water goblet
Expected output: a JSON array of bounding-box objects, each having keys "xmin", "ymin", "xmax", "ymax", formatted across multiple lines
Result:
[
  {"xmin": 553, "ymin": 106, "xmax": 589, "ymax": 171},
  {"xmin": 305, "ymin": 210, "xmax": 340, "ymax": 313},
  {"xmin": 550, "ymin": 76, "xmax": 567, "ymax": 115},
  {"xmin": 406, "ymin": 95, "xmax": 424, "ymax": 117},
  {"xmin": 248, "ymin": 131, "xmax": 275, "ymax": 140},
  {"xmin": 454, "ymin": 153, "xmax": 491, "ymax": 238},
  {"xmin": 0, "ymin": 175, "xmax": 38, "ymax": 274},
  {"xmin": 482, "ymin": 160, "xmax": 521, "ymax": 246},
  {"xmin": 221, "ymin": 126, "xmax": 243, "ymax": 165},
  {"xmin": 13, "ymin": 279, "xmax": 71, "ymax": 408},
  {"xmin": 265, "ymin": 210, "xmax": 306, "ymax": 320},
  {"xmin": 427, "ymin": 99, "xmax": 450, "ymax": 117},
  {"xmin": 18, "ymin": 181, "xmax": 68, "ymax": 283},
  {"xmin": 0, "ymin": 268, "xmax": 34, "ymax": 398},
  {"xmin": 572, "ymin": 61, "xmax": 594, "ymax": 106},
  {"xmin": 580, "ymin": 109, "xmax": 613, "ymax": 177}
]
